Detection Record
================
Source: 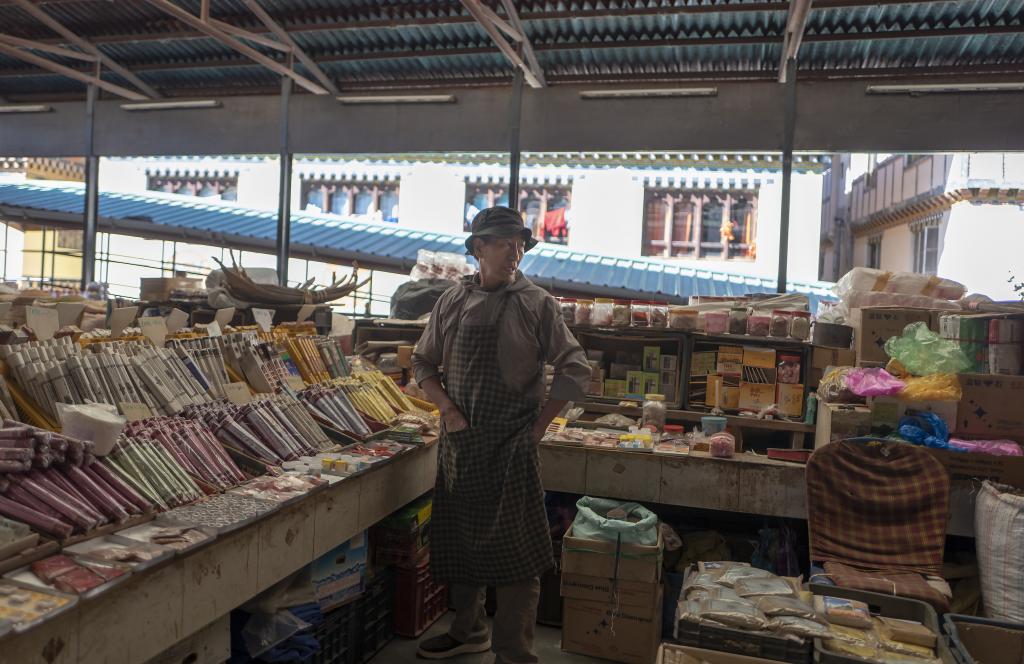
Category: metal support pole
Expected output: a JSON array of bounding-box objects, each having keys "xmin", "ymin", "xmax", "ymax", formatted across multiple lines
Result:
[
  {"xmin": 777, "ymin": 57, "xmax": 797, "ymax": 294},
  {"xmin": 276, "ymin": 75, "xmax": 293, "ymax": 286},
  {"xmin": 507, "ymin": 67, "xmax": 524, "ymax": 208},
  {"xmin": 82, "ymin": 83, "xmax": 99, "ymax": 291}
]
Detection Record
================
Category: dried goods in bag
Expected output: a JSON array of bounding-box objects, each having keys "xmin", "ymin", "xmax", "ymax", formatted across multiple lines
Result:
[
  {"xmin": 769, "ymin": 616, "xmax": 830, "ymax": 639},
  {"xmin": 733, "ymin": 575, "xmax": 798, "ymax": 597},
  {"xmin": 754, "ymin": 595, "xmax": 819, "ymax": 620},
  {"xmin": 717, "ymin": 565, "xmax": 773, "ymax": 587},
  {"xmin": 815, "ymin": 595, "xmax": 873, "ymax": 629},
  {"xmin": 695, "ymin": 599, "xmax": 768, "ymax": 630}
]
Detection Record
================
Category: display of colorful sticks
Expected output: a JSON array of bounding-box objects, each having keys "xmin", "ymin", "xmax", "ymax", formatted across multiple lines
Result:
[
  {"xmin": 124, "ymin": 417, "xmax": 247, "ymax": 491},
  {"xmin": 281, "ymin": 336, "xmax": 330, "ymax": 384},
  {"xmin": 169, "ymin": 337, "xmax": 231, "ymax": 399},
  {"xmin": 0, "ymin": 422, "xmax": 154, "ymax": 538},
  {"xmin": 297, "ymin": 384, "xmax": 371, "ymax": 437}
]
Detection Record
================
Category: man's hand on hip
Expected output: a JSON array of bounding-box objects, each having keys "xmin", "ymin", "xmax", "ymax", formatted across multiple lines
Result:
[{"xmin": 442, "ymin": 406, "xmax": 469, "ymax": 434}]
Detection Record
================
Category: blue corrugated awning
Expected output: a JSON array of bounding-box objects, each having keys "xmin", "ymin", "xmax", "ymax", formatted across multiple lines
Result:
[{"xmin": 0, "ymin": 181, "xmax": 834, "ymax": 307}]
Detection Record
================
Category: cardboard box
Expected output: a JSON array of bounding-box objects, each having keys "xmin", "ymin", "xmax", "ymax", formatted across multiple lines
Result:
[
  {"xmin": 717, "ymin": 347, "xmax": 744, "ymax": 376},
  {"xmin": 311, "ymin": 531, "xmax": 367, "ymax": 611},
  {"xmin": 926, "ymin": 447, "xmax": 1024, "ymax": 490},
  {"xmin": 604, "ymin": 380, "xmax": 628, "ymax": 398},
  {"xmin": 140, "ymin": 276, "xmax": 203, "ymax": 301},
  {"xmin": 660, "ymin": 370, "xmax": 677, "ymax": 402},
  {"xmin": 776, "ymin": 383, "xmax": 804, "ymax": 418},
  {"xmin": 850, "ymin": 307, "xmax": 934, "ymax": 364},
  {"xmin": 610, "ymin": 363, "xmax": 640, "ymax": 380},
  {"xmin": 739, "ymin": 383, "xmax": 775, "ymax": 411},
  {"xmin": 642, "ymin": 372, "xmax": 660, "ymax": 396},
  {"xmin": 868, "ymin": 396, "xmax": 958, "ymax": 435},
  {"xmin": 643, "ymin": 346, "xmax": 661, "ymax": 372},
  {"xmin": 706, "ymin": 375, "xmax": 722, "ymax": 408},
  {"xmin": 626, "ymin": 371, "xmax": 645, "ymax": 395},
  {"xmin": 658, "ymin": 644, "xmax": 782, "ymax": 664},
  {"xmin": 722, "ymin": 386, "xmax": 740, "ymax": 410},
  {"xmin": 561, "ymin": 526, "xmax": 662, "ymax": 583},
  {"xmin": 660, "ymin": 355, "xmax": 678, "ymax": 372},
  {"xmin": 957, "ymin": 374, "xmax": 1024, "ymax": 438},
  {"xmin": 815, "ymin": 403, "xmax": 872, "ymax": 449},
  {"xmin": 809, "ymin": 346, "xmax": 857, "ymax": 389},
  {"xmin": 562, "ymin": 586, "xmax": 663, "ymax": 664},
  {"xmin": 397, "ymin": 345, "xmax": 415, "ymax": 370},
  {"xmin": 691, "ymin": 352, "xmax": 716, "ymax": 376},
  {"xmin": 560, "ymin": 573, "xmax": 660, "ymax": 609},
  {"xmin": 742, "ymin": 347, "xmax": 776, "ymax": 369}
]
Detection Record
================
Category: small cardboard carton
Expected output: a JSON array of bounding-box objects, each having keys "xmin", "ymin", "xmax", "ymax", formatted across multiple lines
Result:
[
  {"xmin": 956, "ymin": 373, "xmax": 1024, "ymax": 438},
  {"xmin": 562, "ymin": 585, "xmax": 663, "ymax": 664},
  {"xmin": 561, "ymin": 526, "xmax": 662, "ymax": 583},
  {"xmin": 560, "ymin": 573, "xmax": 660, "ymax": 609},
  {"xmin": 658, "ymin": 644, "xmax": 782, "ymax": 664},
  {"xmin": 850, "ymin": 307, "xmax": 934, "ymax": 364}
]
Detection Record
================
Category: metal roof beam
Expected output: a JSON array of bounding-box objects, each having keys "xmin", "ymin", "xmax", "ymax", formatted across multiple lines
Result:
[
  {"xmin": 499, "ymin": 0, "xmax": 545, "ymax": 89},
  {"xmin": 460, "ymin": 0, "xmax": 545, "ymax": 88},
  {"xmin": 0, "ymin": 40, "xmax": 146, "ymax": 99},
  {"xmin": 9, "ymin": 0, "xmax": 161, "ymax": 98},
  {"xmin": 208, "ymin": 18, "xmax": 292, "ymax": 53},
  {"xmin": 0, "ymin": 33, "xmax": 97, "ymax": 62},
  {"xmin": 779, "ymin": 0, "xmax": 812, "ymax": 82},
  {"xmin": 241, "ymin": 0, "xmax": 340, "ymax": 96},
  {"xmin": 141, "ymin": 0, "xmax": 330, "ymax": 95}
]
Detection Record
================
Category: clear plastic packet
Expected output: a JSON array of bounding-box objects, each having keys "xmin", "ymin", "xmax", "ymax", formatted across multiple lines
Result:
[
  {"xmin": 717, "ymin": 566, "xmax": 774, "ymax": 588},
  {"xmin": 676, "ymin": 599, "xmax": 703, "ymax": 625},
  {"xmin": 698, "ymin": 561, "xmax": 749, "ymax": 573},
  {"xmin": 683, "ymin": 570, "xmax": 725, "ymax": 594},
  {"xmin": 875, "ymin": 616, "xmax": 937, "ymax": 648},
  {"xmin": 697, "ymin": 599, "xmax": 768, "ymax": 630},
  {"xmin": 816, "ymin": 595, "xmax": 874, "ymax": 629},
  {"xmin": 734, "ymin": 576, "xmax": 798, "ymax": 598},
  {"xmin": 686, "ymin": 585, "xmax": 744, "ymax": 603},
  {"xmin": 755, "ymin": 595, "xmax": 819, "ymax": 620},
  {"xmin": 769, "ymin": 616, "xmax": 830, "ymax": 639},
  {"xmin": 825, "ymin": 640, "xmax": 883, "ymax": 661},
  {"xmin": 826, "ymin": 622, "xmax": 878, "ymax": 646},
  {"xmin": 879, "ymin": 631, "xmax": 937, "ymax": 659}
]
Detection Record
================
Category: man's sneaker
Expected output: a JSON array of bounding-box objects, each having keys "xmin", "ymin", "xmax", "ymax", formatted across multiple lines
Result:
[{"xmin": 417, "ymin": 633, "xmax": 491, "ymax": 659}]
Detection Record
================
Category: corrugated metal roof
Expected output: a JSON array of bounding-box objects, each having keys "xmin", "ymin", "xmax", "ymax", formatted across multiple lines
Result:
[
  {"xmin": 0, "ymin": 180, "xmax": 833, "ymax": 305},
  {"xmin": 0, "ymin": 0, "xmax": 1021, "ymax": 97}
]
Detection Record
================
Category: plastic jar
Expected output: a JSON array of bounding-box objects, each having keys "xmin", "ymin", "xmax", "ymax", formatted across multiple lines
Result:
[
  {"xmin": 612, "ymin": 300, "xmax": 632, "ymax": 327},
  {"xmin": 558, "ymin": 298, "xmax": 576, "ymax": 325},
  {"xmin": 630, "ymin": 301, "xmax": 651, "ymax": 327},
  {"xmin": 770, "ymin": 310, "xmax": 791, "ymax": 337},
  {"xmin": 790, "ymin": 311, "xmax": 811, "ymax": 340},
  {"xmin": 709, "ymin": 432, "xmax": 736, "ymax": 458},
  {"xmin": 592, "ymin": 298, "xmax": 614, "ymax": 326},
  {"xmin": 702, "ymin": 311, "xmax": 729, "ymax": 335},
  {"xmin": 575, "ymin": 299, "xmax": 594, "ymax": 326},
  {"xmin": 728, "ymin": 307, "xmax": 748, "ymax": 335},
  {"xmin": 668, "ymin": 306, "xmax": 698, "ymax": 331},
  {"xmin": 701, "ymin": 415, "xmax": 728, "ymax": 435},
  {"xmin": 650, "ymin": 302, "xmax": 669, "ymax": 328},
  {"xmin": 642, "ymin": 394, "xmax": 667, "ymax": 433},
  {"xmin": 747, "ymin": 314, "xmax": 771, "ymax": 337}
]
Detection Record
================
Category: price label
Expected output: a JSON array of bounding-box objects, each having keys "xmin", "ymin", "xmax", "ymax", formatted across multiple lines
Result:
[
  {"xmin": 0, "ymin": 302, "xmax": 11, "ymax": 323},
  {"xmin": 166, "ymin": 308, "xmax": 189, "ymax": 334},
  {"xmin": 223, "ymin": 382, "xmax": 252, "ymax": 405},
  {"xmin": 138, "ymin": 316, "xmax": 168, "ymax": 346},
  {"xmin": 285, "ymin": 376, "xmax": 306, "ymax": 391},
  {"xmin": 214, "ymin": 307, "xmax": 235, "ymax": 329},
  {"xmin": 296, "ymin": 304, "xmax": 316, "ymax": 323},
  {"xmin": 56, "ymin": 302, "xmax": 86, "ymax": 328},
  {"xmin": 119, "ymin": 402, "xmax": 153, "ymax": 422},
  {"xmin": 26, "ymin": 306, "xmax": 59, "ymax": 341},
  {"xmin": 252, "ymin": 308, "xmax": 274, "ymax": 333},
  {"xmin": 109, "ymin": 306, "xmax": 138, "ymax": 338},
  {"xmin": 206, "ymin": 320, "xmax": 222, "ymax": 338}
]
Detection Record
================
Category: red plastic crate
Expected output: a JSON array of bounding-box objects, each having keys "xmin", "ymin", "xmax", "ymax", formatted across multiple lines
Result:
[{"xmin": 393, "ymin": 558, "xmax": 448, "ymax": 638}]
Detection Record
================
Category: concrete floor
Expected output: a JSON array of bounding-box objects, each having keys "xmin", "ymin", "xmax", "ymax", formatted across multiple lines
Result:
[{"xmin": 372, "ymin": 612, "xmax": 602, "ymax": 663}]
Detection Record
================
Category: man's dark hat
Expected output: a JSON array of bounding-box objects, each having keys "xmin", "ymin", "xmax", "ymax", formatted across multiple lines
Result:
[{"xmin": 464, "ymin": 206, "xmax": 538, "ymax": 255}]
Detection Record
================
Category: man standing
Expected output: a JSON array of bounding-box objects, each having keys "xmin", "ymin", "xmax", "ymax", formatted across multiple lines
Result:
[{"xmin": 412, "ymin": 207, "xmax": 590, "ymax": 663}]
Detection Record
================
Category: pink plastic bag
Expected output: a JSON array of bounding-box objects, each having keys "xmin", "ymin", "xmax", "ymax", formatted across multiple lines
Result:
[
  {"xmin": 948, "ymin": 438, "xmax": 1023, "ymax": 456},
  {"xmin": 844, "ymin": 368, "xmax": 906, "ymax": 397}
]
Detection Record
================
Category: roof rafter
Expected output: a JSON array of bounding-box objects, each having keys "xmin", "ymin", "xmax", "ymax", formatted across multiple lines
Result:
[
  {"xmin": 141, "ymin": 0, "xmax": 330, "ymax": 95},
  {"xmin": 240, "ymin": 0, "xmax": 340, "ymax": 96},
  {"xmin": 9, "ymin": 0, "xmax": 161, "ymax": 98},
  {"xmin": 0, "ymin": 39, "xmax": 146, "ymax": 99},
  {"xmin": 779, "ymin": 0, "xmax": 813, "ymax": 82},
  {"xmin": 460, "ymin": 0, "xmax": 545, "ymax": 88},
  {"xmin": 0, "ymin": 33, "xmax": 97, "ymax": 61}
]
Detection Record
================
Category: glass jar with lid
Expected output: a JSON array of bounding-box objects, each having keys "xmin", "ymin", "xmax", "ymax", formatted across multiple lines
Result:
[
  {"xmin": 575, "ymin": 299, "xmax": 594, "ymax": 326},
  {"xmin": 592, "ymin": 298, "xmax": 614, "ymax": 326},
  {"xmin": 630, "ymin": 301, "xmax": 651, "ymax": 327},
  {"xmin": 728, "ymin": 307, "xmax": 748, "ymax": 335},
  {"xmin": 747, "ymin": 314, "xmax": 771, "ymax": 336},
  {"xmin": 790, "ymin": 311, "xmax": 811, "ymax": 340},
  {"xmin": 702, "ymin": 310, "xmax": 729, "ymax": 335},
  {"xmin": 770, "ymin": 310, "xmax": 791, "ymax": 337},
  {"xmin": 558, "ymin": 298, "xmax": 576, "ymax": 325},
  {"xmin": 669, "ymin": 306, "xmax": 698, "ymax": 331},
  {"xmin": 612, "ymin": 300, "xmax": 632, "ymax": 327},
  {"xmin": 650, "ymin": 302, "xmax": 669, "ymax": 328},
  {"xmin": 642, "ymin": 394, "xmax": 667, "ymax": 433}
]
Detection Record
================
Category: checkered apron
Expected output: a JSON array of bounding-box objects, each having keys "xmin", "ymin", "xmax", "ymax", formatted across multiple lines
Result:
[{"xmin": 430, "ymin": 292, "xmax": 554, "ymax": 586}]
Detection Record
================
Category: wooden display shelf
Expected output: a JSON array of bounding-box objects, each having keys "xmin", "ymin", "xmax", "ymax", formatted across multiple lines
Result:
[{"xmin": 580, "ymin": 401, "xmax": 813, "ymax": 449}]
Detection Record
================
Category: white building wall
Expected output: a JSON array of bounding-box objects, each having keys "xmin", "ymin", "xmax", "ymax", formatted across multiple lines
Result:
[
  {"xmin": 940, "ymin": 201, "xmax": 1024, "ymax": 300},
  {"xmin": 566, "ymin": 168, "xmax": 645, "ymax": 258},
  {"xmin": 879, "ymin": 223, "xmax": 915, "ymax": 274},
  {"xmin": 97, "ymin": 158, "xmax": 148, "ymax": 194},
  {"xmin": 394, "ymin": 164, "xmax": 465, "ymax": 235},
  {"xmin": 236, "ymin": 160, "xmax": 280, "ymax": 211}
]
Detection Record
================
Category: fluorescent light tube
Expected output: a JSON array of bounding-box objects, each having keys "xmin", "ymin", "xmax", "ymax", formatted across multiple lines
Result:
[
  {"xmin": 120, "ymin": 99, "xmax": 221, "ymax": 111},
  {"xmin": 867, "ymin": 82, "xmax": 1024, "ymax": 95},
  {"xmin": 336, "ymin": 94, "xmax": 456, "ymax": 105},
  {"xmin": 0, "ymin": 104, "xmax": 52, "ymax": 113},
  {"xmin": 580, "ymin": 88, "xmax": 718, "ymax": 99}
]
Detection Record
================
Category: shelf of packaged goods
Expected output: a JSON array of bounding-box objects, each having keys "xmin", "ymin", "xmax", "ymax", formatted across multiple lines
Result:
[
  {"xmin": 581, "ymin": 402, "xmax": 813, "ymax": 433},
  {"xmin": 1, "ymin": 441, "xmax": 439, "ymax": 664}
]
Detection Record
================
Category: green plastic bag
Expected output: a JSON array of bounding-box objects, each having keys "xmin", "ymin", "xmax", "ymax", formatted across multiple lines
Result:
[
  {"xmin": 883, "ymin": 322, "xmax": 971, "ymax": 376},
  {"xmin": 571, "ymin": 497, "xmax": 658, "ymax": 545}
]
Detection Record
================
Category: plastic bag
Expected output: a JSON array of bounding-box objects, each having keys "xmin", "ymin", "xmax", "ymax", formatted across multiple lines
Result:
[
  {"xmin": 835, "ymin": 268, "xmax": 966, "ymax": 302},
  {"xmin": 845, "ymin": 368, "xmax": 906, "ymax": 397},
  {"xmin": 884, "ymin": 322, "xmax": 972, "ymax": 376},
  {"xmin": 900, "ymin": 373, "xmax": 962, "ymax": 401},
  {"xmin": 819, "ymin": 367, "xmax": 861, "ymax": 404},
  {"xmin": 242, "ymin": 609, "xmax": 310, "ymax": 657},
  {"xmin": 56, "ymin": 403, "xmax": 125, "ymax": 457},
  {"xmin": 898, "ymin": 412, "xmax": 950, "ymax": 449},
  {"xmin": 734, "ymin": 576, "xmax": 798, "ymax": 598},
  {"xmin": 695, "ymin": 599, "xmax": 768, "ymax": 630},
  {"xmin": 571, "ymin": 497, "xmax": 657, "ymax": 545},
  {"xmin": 949, "ymin": 438, "xmax": 1023, "ymax": 456},
  {"xmin": 769, "ymin": 616, "xmax": 831, "ymax": 639},
  {"xmin": 755, "ymin": 596, "xmax": 819, "ymax": 620},
  {"xmin": 594, "ymin": 413, "xmax": 638, "ymax": 428}
]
